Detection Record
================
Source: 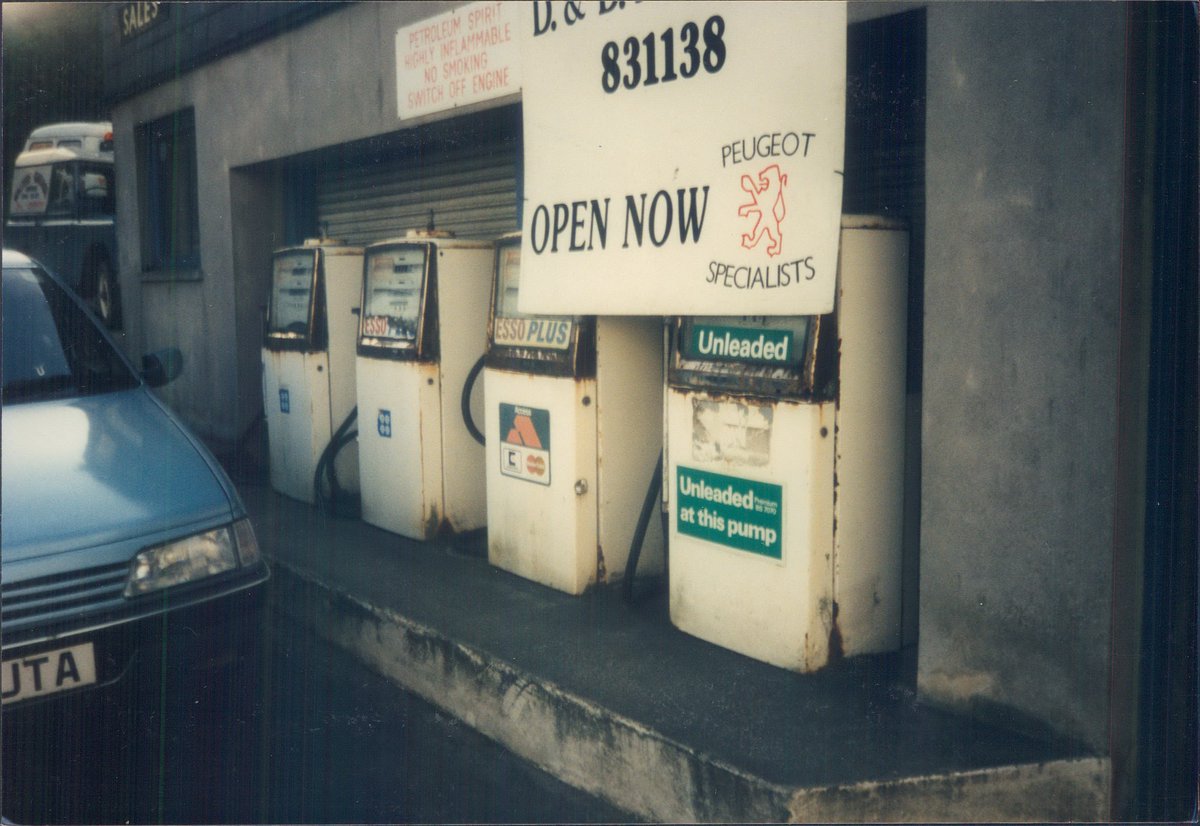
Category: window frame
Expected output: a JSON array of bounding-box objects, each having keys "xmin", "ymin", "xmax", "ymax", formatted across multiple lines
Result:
[{"xmin": 136, "ymin": 108, "xmax": 201, "ymax": 278}]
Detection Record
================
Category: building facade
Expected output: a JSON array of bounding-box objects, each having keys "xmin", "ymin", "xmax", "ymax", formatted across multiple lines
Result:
[{"xmin": 102, "ymin": 2, "xmax": 1196, "ymax": 819}]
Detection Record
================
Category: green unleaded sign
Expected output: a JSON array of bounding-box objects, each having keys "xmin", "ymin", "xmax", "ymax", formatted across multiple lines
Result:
[
  {"xmin": 690, "ymin": 324, "xmax": 792, "ymax": 365},
  {"xmin": 676, "ymin": 465, "xmax": 782, "ymax": 559}
]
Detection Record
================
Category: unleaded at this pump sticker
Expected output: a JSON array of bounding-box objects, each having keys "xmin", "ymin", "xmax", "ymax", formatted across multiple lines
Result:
[
  {"xmin": 499, "ymin": 403, "xmax": 551, "ymax": 486},
  {"xmin": 676, "ymin": 465, "xmax": 782, "ymax": 560}
]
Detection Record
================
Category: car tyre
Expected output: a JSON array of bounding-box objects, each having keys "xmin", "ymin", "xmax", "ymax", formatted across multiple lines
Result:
[{"xmin": 87, "ymin": 254, "xmax": 121, "ymax": 329}]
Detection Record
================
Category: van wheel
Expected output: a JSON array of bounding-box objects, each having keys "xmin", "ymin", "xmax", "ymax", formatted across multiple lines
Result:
[{"xmin": 89, "ymin": 256, "xmax": 122, "ymax": 329}]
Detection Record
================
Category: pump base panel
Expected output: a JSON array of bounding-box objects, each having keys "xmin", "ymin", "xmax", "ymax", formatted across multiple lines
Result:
[
  {"xmin": 485, "ymin": 370, "xmax": 599, "ymax": 594},
  {"xmin": 668, "ymin": 392, "xmax": 837, "ymax": 671},
  {"xmin": 263, "ymin": 350, "xmax": 333, "ymax": 505}
]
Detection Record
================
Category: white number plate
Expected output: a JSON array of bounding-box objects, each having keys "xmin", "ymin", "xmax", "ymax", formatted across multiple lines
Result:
[{"xmin": 1, "ymin": 642, "xmax": 97, "ymax": 704}]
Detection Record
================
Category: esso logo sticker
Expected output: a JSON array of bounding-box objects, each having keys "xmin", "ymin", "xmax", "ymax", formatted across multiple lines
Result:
[
  {"xmin": 499, "ymin": 402, "xmax": 551, "ymax": 486},
  {"xmin": 363, "ymin": 315, "xmax": 390, "ymax": 337}
]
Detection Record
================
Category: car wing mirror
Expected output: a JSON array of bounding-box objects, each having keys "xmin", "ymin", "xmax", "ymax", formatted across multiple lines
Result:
[{"xmin": 141, "ymin": 348, "xmax": 184, "ymax": 387}]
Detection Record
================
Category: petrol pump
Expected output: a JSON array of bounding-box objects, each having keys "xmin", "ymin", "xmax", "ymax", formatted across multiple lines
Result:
[
  {"xmin": 666, "ymin": 216, "xmax": 908, "ymax": 671},
  {"xmin": 355, "ymin": 230, "xmax": 493, "ymax": 539},
  {"xmin": 262, "ymin": 239, "xmax": 362, "ymax": 504},
  {"xmin": 483, "ymin": 234, "xmax": 664, "ymax": 595}
]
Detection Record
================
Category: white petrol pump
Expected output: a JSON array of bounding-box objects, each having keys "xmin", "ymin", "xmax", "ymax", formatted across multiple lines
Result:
[
  {"xmin": 262, "ymin": 239, "xmax": 362, "ymax": 504},
  {"xmin": 355, "ymin": 230, "xmax": 493, "ymax": 540},
  {"xmin": 483, "ymin": 234, "xmax": 664, "ymax": 595},
  {"xmin": 666, "ymin": 216, "xmax": 909, "ymax": 671}
]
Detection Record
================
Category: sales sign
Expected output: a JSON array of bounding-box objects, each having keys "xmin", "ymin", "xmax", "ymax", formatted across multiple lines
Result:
[{"xmin": 518, "ymin": 1, "xmax": 846, "ymax": 316}]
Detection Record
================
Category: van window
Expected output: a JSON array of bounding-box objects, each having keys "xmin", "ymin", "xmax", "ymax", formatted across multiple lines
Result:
[
  {"xmin": 46, "ymin": 165, "xmax": 77, "ymax": 217},
  {"xmin": 79, "ymin": 164, "xmax": 115, "ymax": 218}
]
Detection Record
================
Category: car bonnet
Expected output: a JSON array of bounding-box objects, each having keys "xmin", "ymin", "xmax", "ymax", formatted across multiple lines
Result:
[{"xmin": 1, "ymin": 387, "xmax": 235, "ymax": 562}]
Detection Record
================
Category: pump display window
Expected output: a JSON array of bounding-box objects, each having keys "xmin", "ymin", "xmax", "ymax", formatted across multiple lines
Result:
[
  {"xmin": 268, "ymin": 251, "xmax": 316, "ymax": 336},
  {"xmin": 362, "ymin": 247, "xmax": 426, "ymax": 344}
]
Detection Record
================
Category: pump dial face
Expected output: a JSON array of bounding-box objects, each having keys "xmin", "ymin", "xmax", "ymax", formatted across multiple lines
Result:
[
  {"xmin": 269, "ymin": 251, "xmax": 316, "ymax": 336},
  {"xmin": 362, "ymin": 247, "xmax": 426, "ymax": 344}
]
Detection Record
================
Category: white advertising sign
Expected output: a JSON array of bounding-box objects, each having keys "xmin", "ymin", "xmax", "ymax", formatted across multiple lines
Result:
[
  {"xmin": 9, "ymin": 164, "xmax": 52, "ymax": 215},
  {"xmin": 396, "ymin": 1, "xmax": 522, "ymax": 120},
  {"xmin": 519, "ymin": 1, "xmax": 846, "ymax": 315}
]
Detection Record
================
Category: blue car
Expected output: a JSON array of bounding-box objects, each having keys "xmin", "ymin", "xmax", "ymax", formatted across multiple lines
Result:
[{"xmin": 1, "ymin": 248, "xmax": 268, "ymax": 710}]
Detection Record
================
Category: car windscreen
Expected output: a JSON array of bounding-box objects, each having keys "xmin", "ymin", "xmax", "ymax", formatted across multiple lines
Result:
[{"xmin": 2, "ymin": 266, "xmax": 139, "ymax": 404}]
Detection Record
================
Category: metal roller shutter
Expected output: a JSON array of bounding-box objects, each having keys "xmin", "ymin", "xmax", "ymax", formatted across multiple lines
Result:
[{"xmin": 316, "ymin": 128, "xmax": 519, "ymax": 246}]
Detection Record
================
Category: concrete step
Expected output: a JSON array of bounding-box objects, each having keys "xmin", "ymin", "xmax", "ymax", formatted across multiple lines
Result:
[{"xmin": 247, "ymin": 483, "xmax": 1108, "ymax": 822}]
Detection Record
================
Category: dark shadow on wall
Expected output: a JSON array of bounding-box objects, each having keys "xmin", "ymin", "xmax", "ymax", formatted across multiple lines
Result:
[{"xmin": 844, "ymin": 8, "xmax": 926, "ymax": 650}]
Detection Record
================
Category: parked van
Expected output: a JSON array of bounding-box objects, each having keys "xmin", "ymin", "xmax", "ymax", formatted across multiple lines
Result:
[{"xmin": 6, "ymin": 123, "xmax": 120, "ymax": 328}]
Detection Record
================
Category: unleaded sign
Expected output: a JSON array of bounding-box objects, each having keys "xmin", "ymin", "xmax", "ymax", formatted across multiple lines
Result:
[
  {"xmin": 690, "ymin": 324, "xmax": 792, "ymax": 365},
  {"xmin": 518, "ymin": 1, "xmax": 846, "ymax": 316},
  {"xmin": 676, "ymin": 465, "xmax": 783, "ymax": 559}
]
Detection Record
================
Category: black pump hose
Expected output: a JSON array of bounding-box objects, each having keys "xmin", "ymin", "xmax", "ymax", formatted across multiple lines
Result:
[
  {"xmin": 462, "ymin": 355, "xmax": 486, "ymax": 446},
  {"xmin": 324, "ymin": 425, "xmax": 358, "ymax": 505},
  {"xmin": 622, "ymin": 449, "xmax": 664, "ymax": 604},
  {"xmin": 314, "ymin": 406, "xmax": 360, "ymax": 517}
]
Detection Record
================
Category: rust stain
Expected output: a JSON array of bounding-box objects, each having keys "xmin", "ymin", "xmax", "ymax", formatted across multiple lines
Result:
[
  {"xmin": 596, "ymin": 545, "xmax": 608, "ymax": 583},
  {"xmin": 827, "ymin": 600, "xmax": 845, "ymax": 663},
  {"xmin": 424, "ymin": 504, "xmax": 441, "ymax": 541}
]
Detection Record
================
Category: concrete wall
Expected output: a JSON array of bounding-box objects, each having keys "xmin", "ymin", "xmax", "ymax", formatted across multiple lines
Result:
[
  {"xmin": 111, "ymin": 2, "xmax": 505, "ymax": 444},
  {"xmin": 918, "ymin": 2, "xmax": 1124, "ymax": 751}
]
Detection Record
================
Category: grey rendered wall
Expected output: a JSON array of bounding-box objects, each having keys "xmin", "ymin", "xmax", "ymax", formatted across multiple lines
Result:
[
  {"xmin": 111, "ymin": 2, "xmax": 507, "ymax": 444},
  {"xmin": 918, "ymin": 3, "xmax": 1124, "ymax": 751}
]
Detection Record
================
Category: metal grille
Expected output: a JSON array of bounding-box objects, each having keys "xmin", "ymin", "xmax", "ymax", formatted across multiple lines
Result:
[
  {"xmin": 316, "ymin": 140, "xmax": 519, "ymax": 247},
  {"xmin": 1, "ymin": 561, "xmax": 129, "ymax": 628}
]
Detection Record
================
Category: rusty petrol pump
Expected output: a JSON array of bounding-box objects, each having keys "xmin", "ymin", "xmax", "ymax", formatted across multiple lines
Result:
[
  {"xmin": 665, "ymin": 216, "xmax": 909, "ymax": 671},
  {"xmin": 261, "ymin": 239, "xmax": 363, "ymax": 505},
  {"xmin": 481, "ymin": 233, "xmax": 664, "ymax": 595},
  {"xmin": 354, "ymin": 230, "xmax": 493, "ymax": 540}
]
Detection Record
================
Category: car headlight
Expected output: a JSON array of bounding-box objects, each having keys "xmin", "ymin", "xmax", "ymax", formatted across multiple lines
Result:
[
  {"xmin": 125, "ymin": 518, "xmax": 261, "ymax": 597},
  {"xmin": 233, "ymin": 518, "xmax": 261, "ymax": 566}
]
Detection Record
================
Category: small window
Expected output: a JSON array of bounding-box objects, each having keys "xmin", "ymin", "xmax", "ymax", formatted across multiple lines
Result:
[
  {"xmin": 78, "ymin": 163, "xmax": 115, "ymax": 218},
  {"xmin": 46, "ymin": 164, "xmax": 77, "ymax": 218},
  {"xmin": 136, "ymin": 109, "xmax": 200, "ymax": 275}
]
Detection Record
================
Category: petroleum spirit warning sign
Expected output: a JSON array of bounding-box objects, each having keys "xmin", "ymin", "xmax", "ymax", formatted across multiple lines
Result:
[
  {"xmin": 499, "ymin": 403, "xmax": 551, "ymax": 486},
  {"xmin": 396, "ymin": 1, "xmax": 521, "ymax": 119},
  {"xmin": 518, "ymin": 1, "xmax": 846, "ymax": 316}
]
